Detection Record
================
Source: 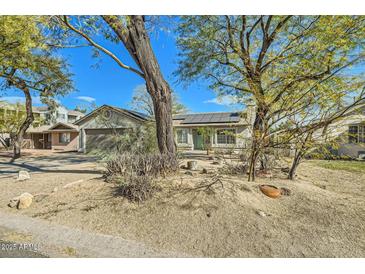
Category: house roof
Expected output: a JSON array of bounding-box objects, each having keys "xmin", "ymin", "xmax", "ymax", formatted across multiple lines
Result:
[
  {"xmin": 47, "ymin": 122, "xmax": 78, "ymax": 131},
  {"xmin": 73, "ymin": 104, "xmax": 150, "ymax": 125},
  {"xmin": 26, "ymin": 125, "xmax": 52, "ymax": 134},
  {"xmin": 67, "ymin": 110, "xmax": 85, "ymax": 116},
  {"xmin": 26, "ymin": 123, "xmax": 79, "ymax": 134},
  {"xmin": 173, "ymin": 112, "xmax": 244, "ymax": 124}
]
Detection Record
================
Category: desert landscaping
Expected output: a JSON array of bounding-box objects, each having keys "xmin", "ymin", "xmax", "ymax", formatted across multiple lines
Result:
[{"xmin": 0, "ymin": 150, "xmax": 364, "ymax": 257}]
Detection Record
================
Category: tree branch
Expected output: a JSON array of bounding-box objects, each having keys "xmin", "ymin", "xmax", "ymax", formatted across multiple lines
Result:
[{"xmin": 61, "ymin": 16, "xmax": 144, "ymax": 78}]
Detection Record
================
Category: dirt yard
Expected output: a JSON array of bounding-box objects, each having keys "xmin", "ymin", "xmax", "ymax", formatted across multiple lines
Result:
[{"xmin": 0, "ymin": 150, "xmax": 364, "ymax": 257}]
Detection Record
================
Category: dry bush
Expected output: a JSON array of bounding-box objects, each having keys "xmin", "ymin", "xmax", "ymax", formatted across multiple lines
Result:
[
  {"xmin": 219, "ymin": 161, "xmax": 247, "ymax": 175},
  {"xmin": 105, "ymin": 152, "xmax": 179, "ymax": 202},
  {"xmin": 106, "ymin": 152, "xmax": 179, "ymax": 179},
  {"xmin": 113, "ymin": 175, "xmax": 159, "ymax": 203}
]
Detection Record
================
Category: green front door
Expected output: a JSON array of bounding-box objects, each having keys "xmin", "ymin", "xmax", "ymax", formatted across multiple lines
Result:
[{"xmin": 193, "ymin": 130, "xmax": 204, "ymax": 150}]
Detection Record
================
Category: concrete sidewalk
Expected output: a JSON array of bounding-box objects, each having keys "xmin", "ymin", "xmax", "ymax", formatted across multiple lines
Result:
[{"xmin": 0, "ymin": 211, "xmax": 187, "ymax": 258}]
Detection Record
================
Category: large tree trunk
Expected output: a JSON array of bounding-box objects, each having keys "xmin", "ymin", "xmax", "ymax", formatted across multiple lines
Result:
[
  {"xmin": 12, "ymin": 83, "xmax": 34, "ymax": 159},
  {"xmin": 102, "ymin": 15, "xmax": 175, "ymax": 155},
  {"xmin": 248, "ymin": 105, "xmax": 268, "ymax": 181}
]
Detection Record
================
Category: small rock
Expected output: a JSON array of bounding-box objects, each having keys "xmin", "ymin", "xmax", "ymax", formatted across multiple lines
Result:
[
  {"xmin": 17, "ymin": 192, "xmax": 33, "ymax": 209},
  {"xmin": 8, "ymin": 196, "xmax": 20, "ymax": 208},
  {"xmin": 17, "ymin": 170, "xmax": 30, "ymax": 181},
  {"xmin": 280, "ymin": 187, "xmax": 291, "ymax": 196},
  {"xmin": 212, "ymin": 161, "xmax": 221, "ymax": 165},
  {"xmin": 257, "ymin": 210, "xmax": 267, "ymax": 217},
  {"xmin": 239, "ymin": 185, "xmax": 252, "ymax": 192},
  {"xmin": 184, "ymin": 171, "xmax": 194, "ymax": 176},
  {"xmin": 208, "ymin": 156, "xmax": 215, "ymax": 160},
  {"xmin": 180, "ymin": 165, "xmax": 186, "ymax": 169},
  {"xmin": 319, "ymin": 185, "xmax": 327, "ymax": 190},
  {"xmin": 202, "ymin": 168, "xmax": 208, "ymax": 174},
  {"xmin": 206, "ymin": 212, "xmax": 211, "ymax": 218},
  {"xmin": 52, "ymin": 187, "xmax": 58, "ymax": 193}
]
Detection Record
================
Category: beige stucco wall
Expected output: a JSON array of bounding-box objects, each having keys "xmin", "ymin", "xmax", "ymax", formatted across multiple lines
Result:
[
  {"xmin": 51, "ymin": 132, "xmax": 79, "ymax": 151},
  {"xmin": 175, "ymin": 125, "xmax": 251, "ymax": 151},
  {"xmin": 77, "ymin": 109, "xmax": 145, "ymax": 152}
]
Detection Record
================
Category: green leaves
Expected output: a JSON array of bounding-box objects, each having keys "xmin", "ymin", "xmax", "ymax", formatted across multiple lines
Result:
[{"xmin": 0, "ymin": 16, "xmax": 73, "ymax": 105}]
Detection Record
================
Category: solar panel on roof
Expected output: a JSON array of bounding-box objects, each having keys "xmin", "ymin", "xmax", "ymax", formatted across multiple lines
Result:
[{"xmin": 180, "ymin": 112, "xmax": 241, "ymax": 124}]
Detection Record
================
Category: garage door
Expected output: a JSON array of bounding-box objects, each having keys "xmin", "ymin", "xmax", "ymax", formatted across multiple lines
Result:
[{"xmin": 85, "ymin": 128, "xmax": 125, "ymax": 152}]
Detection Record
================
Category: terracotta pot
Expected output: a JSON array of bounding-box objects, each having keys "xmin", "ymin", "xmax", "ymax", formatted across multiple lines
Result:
[{"xmin": 259, "ymin": 185, "xmax": 281, "ymax": 199}]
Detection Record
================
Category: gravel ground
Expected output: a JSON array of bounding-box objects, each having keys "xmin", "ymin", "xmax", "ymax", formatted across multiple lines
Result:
[{"xmin": 0, "ymin": 152, "xmax": 364, "ymax": 257}]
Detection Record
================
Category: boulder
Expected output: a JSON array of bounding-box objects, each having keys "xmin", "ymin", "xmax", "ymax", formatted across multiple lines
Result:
[
  {"xmin": 17, "ymin": 170, "xmax": 30, "ymax": 181},
  {"xmin": 187, "ymin": 161, "xmax": 198, "ymax": 171},
  {"xmin": 17, "ymin": 192, "xmax": 33, "ymax": 209}
]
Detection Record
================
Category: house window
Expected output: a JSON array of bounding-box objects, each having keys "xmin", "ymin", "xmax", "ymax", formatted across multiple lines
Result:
[
  {"xmin": 349, "ymin": 125, "xmax": 365, "ymax": 143},
  {"xmin": 177, "ymin": 129, "xmax": 188, "ymax": 144},
  {"xmin": 68, "ymin": 115, "xmax": 76, "ymax": 123},
  {"xmin": 216, "ymin": 129, "xmax": 236, "ymax": 144},
  {"xmin": 57, "ymin": 113, "xmax": 66, "ymax": 120},
  {"xmin": 59, "ymin": 133, "xmax": 71, "ymax": 144}
]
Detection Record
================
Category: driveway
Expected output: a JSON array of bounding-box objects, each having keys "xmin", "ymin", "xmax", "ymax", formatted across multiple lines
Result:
[{"xmin": 0, "ymin": 149, "xmax": 102, "ymax": 179}]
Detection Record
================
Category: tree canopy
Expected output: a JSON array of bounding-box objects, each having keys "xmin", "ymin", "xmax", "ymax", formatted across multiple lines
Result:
[
  {"xmin": 176, "ymin": 15, "xmax": 365, "ymax": 180},
  {"xmin": 0, "ymin": 15, "xmax": 73, "ymax": 157}
]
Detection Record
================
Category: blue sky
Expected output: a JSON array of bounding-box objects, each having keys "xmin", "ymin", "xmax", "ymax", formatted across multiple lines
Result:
[{"xmin": 1, "ymin": 24, "xmax": 239, "ymax": 113}]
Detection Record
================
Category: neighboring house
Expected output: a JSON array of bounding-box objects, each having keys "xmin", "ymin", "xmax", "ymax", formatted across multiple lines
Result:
[
  {"xmin": 33, "ymin": 105, "xmax": 84, "ymax": 124},
  {"xmin": 0, "ymin": 101, "xmax": 85, "ymax": 150},
  {"xmin": 321, "ymin": 104, "xmax": 365, "ymax": 159},
  {"xmin": 26, "ymin": 122, "xmax": 79, "ymax": 151},
  {"xmin": 0, "ymin": 102, "xmax": 84, "ymax": 126}
]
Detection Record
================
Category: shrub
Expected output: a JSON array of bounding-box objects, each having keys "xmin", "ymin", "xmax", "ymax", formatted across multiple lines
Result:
[
  {"xmin": 106, "ymin": 152, "xmax": 180, "ymax": 202},
  {"xmin": 219, "ymin": 162, "xmax": 247, "ymax": 175},
  {"xmin": 88, "ymin": 122, "xmax": 158, "ymax": 159},
  {"xmin": 113, "ymin": 175, "xmax": 159, "ymax": 203},
  {"xmin": 105, "ymin": 152, "xmax": 180, "ymax": 179}
]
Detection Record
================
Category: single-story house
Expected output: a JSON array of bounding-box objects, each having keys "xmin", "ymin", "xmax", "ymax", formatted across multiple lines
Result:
[
  {"xmin": 173, "ymin": 110, "xmax": 254, "ymax": 152},
  {"xmin": 21, "ymin": 102, "xmax": 365, "ymax": 158},
  {"xmin": 24, "ymin": 105, "xmax": 149, "ymax": 152},
  {"xmin": 23, "ymin": 104, "xmax": 254, "ymax": 153},
  {"xmin": 73, "ymin": 105, "xmax": 149, "ymax": 152}
]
